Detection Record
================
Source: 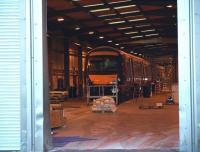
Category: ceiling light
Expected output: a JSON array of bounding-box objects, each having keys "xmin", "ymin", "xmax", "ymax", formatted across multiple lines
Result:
[
  {"xmin": 118, "ymin": 26, "xmax": 132, "ymax": 30},
  {"xmin": 115, "ymin": 43, "xmax": 119, "ymax": 46},
  {"xmin": 125, "ymin": 31, "xmax": 138, "ymax": 34},
  {"xmin": 120, "ymin": 10, "xmax": 140, "ymax": 15},
  {"xmin": 134, "ymin": 52, "xmax": 138, "ymax": 55},
  {"xmin": 75, "ymin": 27, "xmax": 80, "ymax": 30},
  {"xmin": 131, "ymin": 35, "xmax": 143, "ymax": 39},
  {"xmin": 139, "ymin": 54, "xmax": 142, "ymax": 56},
  {"xmin": 108, "ymin": 0, "xmax": 131, "ymax": 4},
  {"xmin": 108, "ymin": 40, "xmax": 112, "ymax": 43},
  {"xmin": 135, "ymin": 24, "xmax": 151, "ymax": 28},
  {"xmin": 90, "ymin": 8, "xmax": 110, "ymax": 12},
  {"xmin": 129, "ymin": 18, "xmax": 146, "ymax": 22},
  {"xmin": 105, "ymin": 18, "xmax": 121, "ymax": 21},
  {"xmin": 108, "ymin": 20, "xmax": 125, "ymax": 24},
  {"xmin": 130, "ymin": 51, "xmax": 134, "ymax": 54},
  {"xmin": 114, "ymin": 5, "xmax": 136, "ymax": 9},
  {"xmin": 99, "ymin": 36, "xmax": 104, "ymax": 39},
  {"xmin": 83, "ymin": 3, "xmax": 104, "ymax": 7},
  {"xmin": 74, "ymin": 42, "xmax": 80, "ymax": 46},
  {"xmin": 166, "ymin": 4, "xmax": 173, "ymax": 8},
  {"xmin": 120, "ymin": 46, "xmax": 125, "ymax": 49},
  {"xmin": 57, "ymin": 17, "xmax": 64, "ymax": 22},
  {"xmin": 98, "ymin": 13, "xmax": 117, "ymax": 17},
  {"xmin": 87, "ymin": 46, "xmax": 93, "ymax": 49},
  {"xmin": 145, "ymin": 33, "xmax": 159, "ymax": 37},
  {"xmin": 141, "ymin": 29, "xmax": 156, "ymax": 32},
  {"xmin": 89, "ymin": 31, "xmax": 94, "ymax": 35}
]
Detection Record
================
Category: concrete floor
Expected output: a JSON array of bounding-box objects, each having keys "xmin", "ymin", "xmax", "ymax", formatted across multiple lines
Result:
[{"xmin": 50, "ymin": 94, "xmax": 179, "ymax": 151}]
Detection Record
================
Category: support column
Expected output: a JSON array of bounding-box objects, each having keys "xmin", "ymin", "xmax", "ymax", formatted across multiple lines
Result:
[
  {"xmin": 64, "ymin": 39, "xmax": 70, "ymax": 95},
  {"xmin": 78, "ymin": 46, "xmax": 83, "ymax": 97}
]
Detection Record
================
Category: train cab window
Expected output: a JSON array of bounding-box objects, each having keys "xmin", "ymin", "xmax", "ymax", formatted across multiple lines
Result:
[{"xmin": 88, "ymin": 57, "xmax": 119, "ymax": 73}]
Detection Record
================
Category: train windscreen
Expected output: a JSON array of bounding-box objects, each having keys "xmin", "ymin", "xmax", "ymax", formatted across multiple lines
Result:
[{"xmin": 88, "ymin": 56, "xmax": 119, "ymax": 74}]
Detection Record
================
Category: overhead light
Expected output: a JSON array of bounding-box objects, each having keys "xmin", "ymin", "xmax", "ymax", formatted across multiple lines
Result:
[
  {"xmin": 129, "ymin": 18, "xmax": 146, "ymax": 22},
  {"xmin": 114, "ymin": 4, "xmax": 136, "ymax": 9},
  {"xmin": 125, "ymin": 31, "xmax": 138, "ymax": 34},
  {"xmin": 108, "ymin": 40, "xmax": 112, "ymax": 43},
  {"xmin": 89, "ymin": 31, "xmax": 94, "ymax": 35},
  {"xmin": 87, "ymin": 46, "xmax": 93, "ymax": 49},
  {"xmin": 57, "ymin": 17, "xmax": 64, "ymax": 22},
  {"xmin": 90, "ymin": 8, "xmax": 110, "ymax": 12},
  {"xmin": 115, "ymin": 43, "xmax": 119, "ymax": 46},
  {"xmin": 120, "ymin": 10, "xmax": 140, "ymax": 15},
  {"xmin": 145, "ymin": 33, "xmax": 159, "ymax": 37},
  {"xmin": 139, "ymin": 53, "xmax": 142, "ymax": 56},
  {"xmin": 99, "ymin": 36, "xmax": 104, "ymax": 39},
  {"xmin": 130, "ymin": 51, "xmax": 134, "ymax": 54},
  {"xmin": 135, "ymin": 24, "xmax": 151, "ymax": 28},
  {"xmin": 108, "ymin": 0, "xmax": 131, "ymax": 4},
  {"xmin": 75, "ymin": 27, "xmax": 80, "ymax": 30},
  {"xmin": 118, "ymin": 26, "xmax": 132, "ymax": 30},
  {"xmin": 74, "ymin": 42, "xmax": 80, "ymax": 46},
  {"xmin": 134, "ymin": 52, "xmax": 138, "ymax": 55},
  {"xmin": 98, "ymin": 13, "xmax": 116, "ymax": 17},
  {"xmin": 83, "ymin": 3, "xmax": 104, "ymax": 7},
  {"xmin": 131, "ymin": 35, "xmax": 143, "ymax": 39},
  {"xmin": 166, "ymin": 4, "xmax": 173, "ymax": 8},
  {"xmin": 108, "ymin": 20, "xmax": 125, "ymax": 24},
  {"xmin": 120, "ymin": 46, "xmax": 125, "ymax": 49},
  {"xmin": 141, "ymin": 29, "xmax": 156, "ymax": 32}
]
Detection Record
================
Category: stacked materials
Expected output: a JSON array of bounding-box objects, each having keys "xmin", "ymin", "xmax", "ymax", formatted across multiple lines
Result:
[{"xmin": 91, "ymin": 96, "xmax": 117, "ymax": 112}]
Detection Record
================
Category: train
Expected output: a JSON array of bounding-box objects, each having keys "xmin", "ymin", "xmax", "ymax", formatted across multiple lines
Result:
[{"xmin": 86, "ymin": 46, "xmax": 164, "ymax": 104}]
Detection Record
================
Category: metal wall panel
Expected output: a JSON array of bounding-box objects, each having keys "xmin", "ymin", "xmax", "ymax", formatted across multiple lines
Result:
[
  {"xmin": 0, "ymin": 0, "xmax": 21, "ymax": 150},
  {"xmin": 178, "ymin": 0, "xmax": 200, "ymax": 151}
]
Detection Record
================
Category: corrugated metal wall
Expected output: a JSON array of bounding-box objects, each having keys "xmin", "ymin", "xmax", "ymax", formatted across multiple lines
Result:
[{"xmin": 0, "ymin": 0, "xmax": 21, "ymax": 150}]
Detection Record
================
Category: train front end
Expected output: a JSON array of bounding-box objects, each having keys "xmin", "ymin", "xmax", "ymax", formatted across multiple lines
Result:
[{"xmin": 86, "ymin": 47, "xmax": 121, "ymax": 105}]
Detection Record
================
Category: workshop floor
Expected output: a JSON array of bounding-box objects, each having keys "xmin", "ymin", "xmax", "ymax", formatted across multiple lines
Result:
[{"xmin": 50, "ymin": 93, "xmax": 179, "ymax": 151}]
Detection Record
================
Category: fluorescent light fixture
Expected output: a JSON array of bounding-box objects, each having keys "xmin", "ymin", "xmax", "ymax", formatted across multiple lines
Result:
[
  {"xmin": 108, "ymin": 20, "xmax": 125, "ymax": 24},
  {"xmin": 125, "ymin": 31, "xmax": 138, "ymax": 34},
  {"xmin": 90, "ymin": 8, "xmax": 110, "ymax": 12},
  {"xmin": 75, "ymin": 27, "xmax": 80, "ymax": 30},
  {"xmin": 135, "ymin": 24, "xmax": 151, "ymax": 28},
  {"xmin": 166, "ymin": 4, "xmax": 173, "ymax": 8},
  {"xmin": 134, "ymin": 52, "xmax": 138, "ymax": 55},
  {"xmin": 98, "ymin": 13, "xmax": 116, "ymax": 17},
  {"xmin": 118, "ymin": 26, "xmax": 132, "ymax": 30},
  {"xmin": 87, "ymin": 46, "xmax": 93, "ymax": 49},
  {"xmin": 145, "ymin": 33, "xmax": 159, "ymax": 37},
  {"xmin": 108, "ymin": 0, "xmax": 131, "ymax": 4},
  {"xmin": 141, "ymin": 29, "xmax": 156, "ymax": 32},
  {"xmin": 83, "ymin": 3, "xmax": 104, "ymax": 7},
  {"xmin": 115, "ymin": 43, "xmax": 119, "ymax": 46},
  {"xmin": 120, "ymin": 10, "xmax": 140, "ymax": 15},
  {"xmin": 99, "ymin": 36, "xmax": 104, "ymax": 39},
  {"xmin": 129, "ymin": 18, "xmax": 146, "ymax": 22},
  {"xmin": 131, "ymin": 35, "xmax": 143, "ymax": 39},
  {"xmin": 114, "ymin": 4, "xmax": 136, "ymax": 9},
  {"xmin": 120, "ymin": 46, "xmax": 125, "ymax": 49},
  {"xmin": 108, "ymin": 40, "xmax": 112, "ymax": 43},
  {"xmin": 57, "ymin": 17, "xmax": 64, "ymax": 22},
  {"xmin": 89, "ymin": 31, "xmax": 94, "ymax": 35},
  {"xmin": 74, "ymin": 42, "xmax": 80, "ymax": 46}
]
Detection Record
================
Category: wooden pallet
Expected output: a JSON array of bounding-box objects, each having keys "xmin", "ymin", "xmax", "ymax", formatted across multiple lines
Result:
[{"xmin": 139, "ymin": 102, "xmax": 164, "ymax": 109}]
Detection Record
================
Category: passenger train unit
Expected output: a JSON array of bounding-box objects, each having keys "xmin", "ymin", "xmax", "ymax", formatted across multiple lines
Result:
[{"xmin": 86, "ymin": 46, "xmax": 163, "ymax": 104}]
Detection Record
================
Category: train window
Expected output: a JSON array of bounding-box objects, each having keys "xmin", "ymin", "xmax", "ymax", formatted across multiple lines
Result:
[{"xmin": 88, "ymin": 57, "xmax": 119, "ymax": 73}]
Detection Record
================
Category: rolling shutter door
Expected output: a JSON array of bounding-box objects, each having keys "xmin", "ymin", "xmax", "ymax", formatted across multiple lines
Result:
[{"xmin": 0, "ymin": 0, "xmax": 21, "ymax": 150}]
